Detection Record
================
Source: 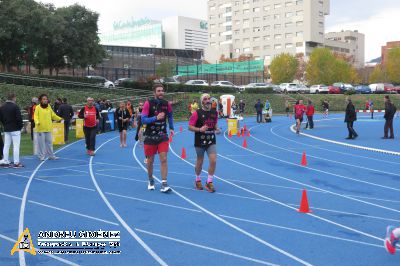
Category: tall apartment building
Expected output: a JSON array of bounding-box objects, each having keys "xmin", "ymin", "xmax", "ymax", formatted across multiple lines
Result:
[
  {"xmin": 205, "ymin": 0, "xmax": 365, "ymax": 69},
  {"xmin": 325, "ymin": 30, "xmax": 365, "ymax": 68}
]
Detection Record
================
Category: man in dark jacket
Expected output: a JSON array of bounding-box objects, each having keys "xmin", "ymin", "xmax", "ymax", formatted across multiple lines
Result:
[
  {"xmin": 57, "ymin": 98, "xmax": 74, "ymax": 142},
  {"xmin": 383, "ymin": 95, "xmax": 396, "ymax": 139},
  {"xmin": 0, "ymin": 93, "xmax": 24, "ymax": 168},
  {"xmin": 344, "ymin": 98, "xmax": 358, "ymax": 140},
  {"xmin": 254, "ymin": 99, "xmax": 264, "ymax": 123}
]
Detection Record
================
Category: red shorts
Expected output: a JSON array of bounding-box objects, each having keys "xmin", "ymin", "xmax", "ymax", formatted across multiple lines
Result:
[{"xmin": 144, "ymin": 141, "xmax": 169, "ymax": 156}]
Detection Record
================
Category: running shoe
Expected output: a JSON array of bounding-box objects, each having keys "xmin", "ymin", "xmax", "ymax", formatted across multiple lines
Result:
[
  {"xmin": 205, "ymin": 182, "xmax": 216, "ymax": 193},
  {"xmin": 0, "ymin": 163, "xmax": 11, "ymax": 168},
  {"xmin": 89, "ymin": 151, "xmax": 95, "ymax": 156},
  {"xmin": 12, "ymin": 163, "xmax": 24, "ymax": 169},
  {"xmin": 195, "ymin": 180, "xmax": 203, "ymax": 190},
  {"xmin": 148, "ymin": 179, "xmax": 155, "ymax": 190},
  {"xmin": 144, "ymin": 158, "xmax": 148, "ymax": 164},
  {"xmin": 39, "ymin": 156, "xmax": 45, "ymax": 161},
  {"xmin": 384, "ymin": 226, "xmax": 398, "ymax": 254},
  {"xmin": 48, "ymin": 156, "xmax": 59, "ymax": 160},
  {"xmin": 160, "ymin": 182, "xmax": 172, "ymax": 193}
]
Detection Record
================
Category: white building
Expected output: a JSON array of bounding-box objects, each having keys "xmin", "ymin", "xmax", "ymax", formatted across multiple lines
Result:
[
  {"xmin": 100, "ymin": 16, "xmax": 208, "ymax": 51},
  {"xmin": 205, "ymin": 0, "xmax": 364, "ymax": 68}
]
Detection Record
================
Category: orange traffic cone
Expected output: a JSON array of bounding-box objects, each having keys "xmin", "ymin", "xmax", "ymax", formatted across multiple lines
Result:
[
  {"xmin": 179, "ymin": 126, "xmax": 183, "ymax": 132},
  {"xmin": 246, "ymin": 131, "xmax": 250, "ymax": 137},
  {"xmin": 301, "ymin": 152, "xmax": 307, "ymax": 166},
  {"xmin": 244, "ymin": 125, "xmax": 247, "ymax": 132},
  {"xmin": 237, "ymin": 131, "xmax": 241, "ymax": 137},
  {"xmin": 181, "ymin": 147, "xmax": 187, "ymax": 159},
  {"xmin": 228, "ymin": 130, "xmax": 232, "ymax": 138},
  {"xmin": 298, "ymin": 189, "xmax": 312, "ymax": 213},
  {"xmin": 242, "ymin": 139, "xmax": 248, "ymax": 148},
  {"xmin": 241, "ymin": 129, "xmax": 245, "ymax": 137}
]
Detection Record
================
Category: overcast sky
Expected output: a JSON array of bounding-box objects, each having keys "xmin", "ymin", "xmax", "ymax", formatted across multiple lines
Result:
[{"xmin": 38, "ymin": 0, "xmax": 400, "ymax": 61}]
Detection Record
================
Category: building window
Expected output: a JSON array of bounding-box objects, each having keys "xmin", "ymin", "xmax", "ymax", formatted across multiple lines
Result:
[
  {"xmin": 243, "ymin": 38, "xmax": 250, "ymax": 42},
  {"xmin": 226, "ymin": 7, "xmax": 232, "ymax": 12},
  {"xmin": 285, "ymin": 22, "xmax": 294, "ymax": 27},
  {"xmin": 235, "ymin": 39, "xmax": 240, "ymax": 43},
  {"xmin": 285, "ymin": 43, "xmax": 293, "ymax": 48},
  {"xmin": 226, "ymin": 26, "xmax": 232, "ymax": 31},
  {"xmin": 296, "ymin": 10, "xmax": 303, "ymax": 16},
  {"xmin": 274, "ymin": 3, "xmax": 282, "ymax": 9},
  {"xmin": 274, "ymin": 14, "xmax": 281, "ymax": 19},
  {"xmin": 243, "ymin": 9, "xmax": 250, "ymax": 14},
  {"xmin": 234, "ymin": 1, "xmax": 240, "ymax": 6},
  {"xmin": 253, "ymin": 46, "xmax": 260, "ymax": 51},
  {"xmin": 209, "ymin": 15, "xmax": 215, "ymax": 20},
  {"xmin": 296, "ymin": 0, "xmax": 303, "ymax": 4},
  {"xmin": 235, "ymin": 20, "xmax": 240, "ymax": 25},
  {"xmin": 243, "ymin": 28, "xmax": 250, "ymax": 33},
  {"xmin": 263, "ymin": 15, "xmax": 271, "ymax": 20},
  {"xmin": 263, "ymin": 5, "xmax": 271, "ymax": 11},
  {"xmin": 235, "ymin": 48, "xmax": 241, "ymax": 53},
  {"xmin": 296, "ymin": 42, "xmax": 303, "ymax": 47},
  {"xmin": 319, "ymin": 21, "xmax": 324, "ymax": 27},
  {"xmin": 226, "ymin": 35, "xmax": 232, "ymax": 40},
  {"xmin": 226, "ymin": 16, "xmax": 232, "ymax": 22},
  {"xmin": 263, "ymin": 25, "xmax": 270, "ymax": 31},
  {"xmin": 253, "ymin": 7, "xmax": 260, "ymax": 12},
  {"xmin": 210, "ymin": 24, "xmax": 216, "ymax": 29},
  {"xmin": 234, "ymin": 30, "xmax": 240, "ymax": 34},
  {"xmin": 286, "ymin": 12, "xmax": 293, "ymax": 18},
  {"xmin": 274, "ymin": 44, "xmax": 282, "ymax": 49},
  {"xmin": 263, "ymin": 45, "xmax": 271, "ymax": 50},
  {"xmin": 274, "ymin": 24, "xmax": 281, "ymax": 29},
  {"xmin": 263, "ymin": 35, "xmax": 271, "ymax": 40},
  {"xmin": 210, "ymin": 33, "xmax": 216, "ymax": 38},
  {"xmin": 265, "ymin": 55, "xmax": 271, "ymax": 61},
  {"xmin": 296, "ymin": 21, "xmax": 303, "ymax": 26},
  {"xmin": 243, "ymin": 0, "xmax": 250, "ymax": 4},
  {"xmin": 253, "ymin": 37, "xmax": 260, "ymax": 42},
  {"xmin": 296, "ymin": 31, "xmax": 303, "ymax": 37},
  {"xmin": 319, "ymin": 11, "xmax": 324, "ymax": 17},
  {"xmin": 319, "ymin": 32, "xmax": 324, "ymax": 36},
  {"xmin": 253, "ymin": 27, "xmax": 261, "ymax": 32},
  {"xmin": 210, "ymin": 42, "xmax": 217, "ymax": 46},
  {"xmin": 319, "ymin": 1, "xmax": 323, "ymax": 7},
  {"xmin": 285, "ymin": 1, "xmax": 293, "ymax": 6},
  {"xmin": 286, "ymin": 33, "xmax": 293, "ymax": 38},
  {"xmin": 234, "ymin": 11, "xmax": 240, "ymax": 15},
  {"xmin": 244, "ymin": 47, "xmax": 251, "ymax": 52},
  {"xmin": 275, "ymin": 34, "xmax": 282, "ymax": 39},
  {"xmin": 253, "ymin": 17, "xmax": 261, "ymax": 22}
]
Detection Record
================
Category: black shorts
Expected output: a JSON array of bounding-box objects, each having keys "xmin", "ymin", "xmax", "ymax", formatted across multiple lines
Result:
[
  {"xmin": 296, "ymin": 116, "xmax": 303, "ymax": 122},
  {"xmin": 118, "ymin": 124, "xmax": 128, "ymax": 132}
]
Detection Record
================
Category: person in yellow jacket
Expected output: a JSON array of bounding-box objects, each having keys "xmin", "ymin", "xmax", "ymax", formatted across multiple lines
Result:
[
  {"xmin": 34, "ymin": 94, "xmax": 63, "ymax": 161},
  {"xmin": 190, "ymin": 99, "xmax": 199, "ymax": 114}
]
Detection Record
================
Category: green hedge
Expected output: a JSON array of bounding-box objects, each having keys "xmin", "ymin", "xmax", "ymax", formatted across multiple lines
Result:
[{"xmin": 243, "ymin": 87, "xmax": 274, "ymax": 94}]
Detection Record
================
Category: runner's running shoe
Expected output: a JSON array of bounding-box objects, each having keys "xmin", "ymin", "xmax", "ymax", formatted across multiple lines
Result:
[{"xmin": 205, "ymin": 182, "xmax": 216, "ymax": 193}]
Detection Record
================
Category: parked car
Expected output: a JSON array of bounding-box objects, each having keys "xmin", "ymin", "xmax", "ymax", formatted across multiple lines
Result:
[
  {"xmin": 161, "ymin": 76, "xmax": 181, "ymax": 84},
  {"xmin": 86, "ymin": 76, "xmax": 115, "ymax": 88},
  {"xmin": 309, "ymin": 85, "xmax": 329, "ymax": 94},
  {"xmin": 328, "ymin": 85, "xmax": 341, "ymax": 94},
  {"xmin": 239, "ymin": 83, "xmax": 273, "ymax": 91},
  {"xmin": 394, "ymin": 85, "xmax": 400, "ymax": 94},
  {"xmin": 369, "ymin": 83, "xmax": 385, "ymax": 93},
  {"xmin": 185, "ymin": 80, "xmax": 209, "ymax": 86},
  {"xmin": 333, "ymin": 82, "xmax": 354, "ymax": 93},
  {"xmin": 297, "ymin": 84, "xmax": 310, "ymax": 94},
  {"xmin": 354, "ymin": 85, "xmax": 372, "ymax": 94},
  {"xmin": 278, "ymin": 83, "xmax": 300, "ymax": 93},
  {"xmin": 211, "ymin": 81, "xmax": 237, "ymax": 87},
  {"xmin": 383, "ymin": 83, "xmax": 395, "ymax": 93},
  {"xmin": 114, "ymin": 78, "xmax": 134, "ymax": 86}
]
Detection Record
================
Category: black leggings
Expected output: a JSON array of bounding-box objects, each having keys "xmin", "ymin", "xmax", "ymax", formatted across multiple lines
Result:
[{"xmin": 84, "ymin": 126, "xmax": 97, "ymax": 151}]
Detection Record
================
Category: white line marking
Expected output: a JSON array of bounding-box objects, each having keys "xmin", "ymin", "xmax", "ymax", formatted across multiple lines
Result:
[
  {"xmin": 104, "ymin": 192, "xmax": 202, "ymax": 213},
  {"xmin": 290, "ymin": 125, "xmax": 400, "ymax": 156},
  {"xmin": 135, "ymin": 228, "xmax": 279, "ymax": 266},
  {"xmin": 219, "ymin": 215, "xmax": 383, "ymax": 249},
  {"xmin": 168, "ymin": 134, "xmax": 385, "ymax": 243},
  {"xmin": 248, "ymin": 124, "xmax": 400, "ymax": 181},
  {"xmin": 0, "ymin": 233, "xmax": 80, "ymax": 266},
  {"xmin": 90, "ymin": 137, "xmax": 167, "ymax": 266},
  {"xmin": 222, "ymin": 131, "xmax": 400, "ymax": 213},
  {"xmin": 134, "ymin": 142, "xmax": 312, "ymax": 266},
  {"xmin": 18, "ymin": 139, "xmax": 84, "ymax": 266}
]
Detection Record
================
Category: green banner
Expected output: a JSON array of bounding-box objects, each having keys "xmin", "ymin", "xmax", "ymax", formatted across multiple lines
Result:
[{"xmin": 178, "ymin": 60, "xmax": 264, "ymax": 76}]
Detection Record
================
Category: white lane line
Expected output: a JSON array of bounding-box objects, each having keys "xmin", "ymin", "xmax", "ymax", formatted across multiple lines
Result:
[
  {"xmin": 248, "ymin": 124, "xmax": 400, "ymax": 180},
  {"xmin": 227, "ymin": 129, "xmax": 400, "ymax": 192},
  {"xmin": 168, "ymin": 137, "xmax": 384, "ymax": 243},
  {"xmin": 18, "ymin": 139, "xmax": 84, "ymax": 266},
  {"xmin": 0, "ymin": 192, "xmax": 118, "ymax": 226},
  {"xmin": 222, "ymin": 132, "xmax": 400, "ymax": 214},
  {"xmin": 89, "ymin": 137, "xmax": 167, "ymax": 266},
  {"xmin": 135, "ymin": 228, "xmax": 279, "ymax": 266},
  {"xmin": 0, "ymin": 233, "xmax": 80, "ymax": 266},
  {"xmin": 219, "ymin": 215, "xmax": 383, "ymax": 249},
  {"xmin": 134, "ymin": 142, "xmax": 312, "ymax": 266},
  {"xmin": 59, "ymin": 157, "xmax": 141, "ymax": 169},
  {"xmin": 269, "ymin": 122, "xmax": 400, "ymax": 166},
  {"xmin": 290, "ymin": 125, "xmax": 400, "ymax": 156},
  {"xmin": 104, "ymin": 192, "xmax": 202, "ymax": 213}
]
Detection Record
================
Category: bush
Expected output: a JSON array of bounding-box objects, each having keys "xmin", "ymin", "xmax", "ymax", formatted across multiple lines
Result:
[
  {"xmin": 243, "ymin": 87, "xmax": 274, "ymax": 94},
  {"xmin": 344, "ymin": 90, "xmax": 356, "ymax": 95}
]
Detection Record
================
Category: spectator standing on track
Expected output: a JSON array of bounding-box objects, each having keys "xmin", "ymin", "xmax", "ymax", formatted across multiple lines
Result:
[
  {"xmin": 0, "ymin": 93, "xmax": 23, "ymax": 168},
  {"xmin": 383, "ymin": 95, "xmax": 396, "ymax": 139},
  {"xmin": 189, "ymin": 93, "xmax": 220, "ymax": 193},
  {"xmin": 294, "ymin": 100, "xmax": 306, "ymax": 134},
  {"xmin": 116, "ymin": 101, "xmax": 131, "ymax": 147},
  {"xmin": 239, "ymin": 99, "xmax": 246, "ymax": 118},
  {"xmin": 369, "ymin": 98, "xmax": 374, "ymax": 119},
  {"xmin": 384, "ymin": 226, "xmax": 400, "ymax": 254},
  {"xmin": 78, "ymin": 97, "xmax": 100, "ymax": 156},
  {"xmin": 28, "ymin": 97, "xmax": 38, "ymax": 141},
  {"xmin": 305, "ymin": 100, "xmax": 315, "ymax": 130},
  {"xmin": 34, "ymin": 94, "xmax": 63, "ymax": 161},
  {"xmin": 322, "ymin": 100, "xmax": 329, "ymax": 118},
  {"xmin": 141, "ymin": 84, "xmax": 174, "ymax": 193},
  {"xmin": 344, "ymin": 98, "xmax": 358, "ymax": 140},
  {"xmin": 53, "ymin": 98, "xmax": 62, "ymax": 114},
  {"xmin": 126, "ymin": 100, "xmax": 134, "ymax": 129},
  {"xmin": 134, "ymin": 101, "xmax": 148, "ymax": 164},
  {"xmin": 57, "ymin": 98, "xmax": 74, "ymax": 142},
  {"xmin": 285, "ymin": 100, "xmax": 290, "ymax": 117},
  {"xmin": 254, "ymin": 99, "xmax": 263, "ymax": 123},
  {"xmin": 218, "ymin": 99, "xmax": 223, "ymax": 118}
]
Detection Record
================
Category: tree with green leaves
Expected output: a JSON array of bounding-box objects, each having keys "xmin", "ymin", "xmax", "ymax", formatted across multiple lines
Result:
[
  {"xmin": 270, "ymin": 53, "xmax": 298, "ymax": 84},
  {"xmin": 306, "ymin": 48, "xmax": 337, "ymax": 85},
  {"xmin": 386, "ymin": 47, "xmax": 400, "ymax": 84},
  {"xmin": 156, "ymin": 61, "xmax": 176, "ymax": 78},
  {"xmin": 369, "ymin": 65, "xmax": 386, "ymax": 83}
]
